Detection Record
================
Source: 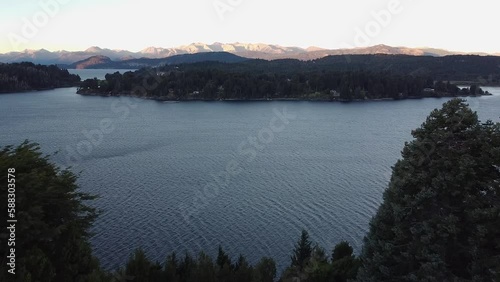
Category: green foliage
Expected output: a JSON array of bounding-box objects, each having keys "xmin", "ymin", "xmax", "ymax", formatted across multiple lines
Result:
[
  {"xmin": 79, "ymin": 77, "xmax": 99, "ymax": 91},
  {"xmin": 0, "ymin": 62, "xmax": 80, "ymax": 92},
  {"xmin": 234, "ymin": 254, "xmax": 253, "ymax": 282},
  {"xmin": 194, "ymin": 252, "xmax": 216, "ymax": 282},
  {"xmin": 331, "ymin": 241, "xmax": 353, "ymax": 263},
  {"xmin": 330, "ymin": 242, "xmax": 360, "ymax": 282},
  {"xmin": 124, "ymin": 249, "xmax": 155, "ymax": 281},
  {"xmin": 215, "ymin": 246, "xmax": 233, "ymax": 282},
  {"xmin": 177, "ymin": 253, "xmax": 195, "ymax": 282},
  {"xmin": 291, "ymin": 230, "xmax": 313, "ymax": 271},
  {"xmin": 216, "ymin": 245, "xmax": 232, "ymax": 270},
  {"xmin": 358, "ymin": 99, "xmax": 500, "ymax": 281},
  {"xmin": 164, "ymin": 252, "xmax": 179, "ymax": 282},
  {"xmin": 114, "ymin": 249, "xmax": 274, "ymax": 282},
  {"xmin": 302, "ymin": 245, "xmax": 331, "ymax": 282},
  {"xmin": 282, "ymin": 232, "xmax": 360, "ymax": 282},
  {"xmin": 0, "ymin": 141, "xmax": 104, "ymax": 282},
  {"xmin": 253, "ymin": 257, "xmax": 276, "ymax": 282}
]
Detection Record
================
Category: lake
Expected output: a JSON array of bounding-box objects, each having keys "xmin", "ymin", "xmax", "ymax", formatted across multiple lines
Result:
[{"xmin": 1, "ymin": 69, "xmax": 499, "ymax": 273}]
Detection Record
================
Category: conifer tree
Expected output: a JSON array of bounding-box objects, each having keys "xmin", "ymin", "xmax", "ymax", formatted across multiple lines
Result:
[
  {"xmin": 290, "ymin": 230, "xmax": 313, "ymax": 271},
  {"xmin": 358, "ymin": 99, "xmax": 500, "ymax": 281}
]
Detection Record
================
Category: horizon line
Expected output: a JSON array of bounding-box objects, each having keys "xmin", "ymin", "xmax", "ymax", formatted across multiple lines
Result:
[{"xmin": 1, "ymin": 42, "xmax": 499, "ymax": 55}]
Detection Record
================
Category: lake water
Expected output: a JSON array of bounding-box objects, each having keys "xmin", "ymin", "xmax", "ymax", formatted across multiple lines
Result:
[{"xmin": 1, "ymin": 69, "xmax": 499, "ymax": 273}]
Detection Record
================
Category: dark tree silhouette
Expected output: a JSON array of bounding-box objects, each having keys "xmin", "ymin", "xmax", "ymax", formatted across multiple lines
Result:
[{"xmin": 358, "ymin": 99, "xmax": 500, "ymax": 281}]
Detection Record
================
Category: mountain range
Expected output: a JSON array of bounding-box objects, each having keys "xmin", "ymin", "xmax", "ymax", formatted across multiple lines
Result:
[
  {"xmin": 1, "ymin": 43, "xmax": 499, "ymax": 68},
  {"xmin": 67, "ymin": 52, "xmax": 248, "ymax": 69}
]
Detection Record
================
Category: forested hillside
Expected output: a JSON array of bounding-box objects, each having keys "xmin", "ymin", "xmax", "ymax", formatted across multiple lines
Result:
[{"xmin": 0, "ymin": 62, "xmax": 80, "ymax": 93}]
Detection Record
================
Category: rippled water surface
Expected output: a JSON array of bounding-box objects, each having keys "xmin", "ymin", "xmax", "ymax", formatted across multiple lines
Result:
[{"xmin": 1, "ymin": 70, "xmax": 499, "ymax": 272}]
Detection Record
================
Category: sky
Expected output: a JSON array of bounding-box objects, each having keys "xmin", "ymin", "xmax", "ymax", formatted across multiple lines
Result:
[{"xmin": 0, "ymin": 0, "xmax": 499, "ymax": 54}]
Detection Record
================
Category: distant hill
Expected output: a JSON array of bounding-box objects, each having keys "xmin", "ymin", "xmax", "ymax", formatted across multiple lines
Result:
[
  {"xmin": 310, "ymin": 54, "xmax": 500, "ymax": 81},
  {"xmin": 70, "ymin": 55, "xmax": 113, "ymax": 69},
  {"xmin": 67, "ymin": 52, "xmax": 248, "ymax": 69},
  {"xmin": 1, "ymin": 43, "xmax": 498, "ymax": 67}
]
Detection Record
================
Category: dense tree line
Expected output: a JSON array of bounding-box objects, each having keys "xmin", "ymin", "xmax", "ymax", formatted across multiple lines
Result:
[
  {"xmin": 115, "ymin": 247, "xmax": 277, "ymax": 282},
  {"xmin": 0, "ymin": 62, "xmax": 80, "ymax": 93},
  {"xmin": 79, "ymin": 67, "xmax": 487, "ymax": 101},
  {"xmin": 1, "ymin": 99, "xmax": 499, "ymax": 281},
  {"xmin": 117, "ymin": 230, "xmax": 359, "ymax": 282}
]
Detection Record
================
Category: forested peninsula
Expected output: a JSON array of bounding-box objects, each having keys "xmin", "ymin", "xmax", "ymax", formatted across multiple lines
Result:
[
  {"xmin": 0, "ymin": 62, "xmax": 80, "ymax": 93},
  {"xmin": 77, "ymin": 56, "xmax": 493, "ymax": 101}
]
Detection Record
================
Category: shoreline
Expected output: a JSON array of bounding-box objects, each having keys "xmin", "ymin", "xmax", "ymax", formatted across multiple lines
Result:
[
  {"xmin": 76, "ymin": 90, "xmax": 493, "ymax": 103},
  {"xmin": 0, "ymin": 85, "xmax": 79, "ymax": 94}
]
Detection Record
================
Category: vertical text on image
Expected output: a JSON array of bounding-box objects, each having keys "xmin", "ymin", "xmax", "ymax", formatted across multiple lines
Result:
[{"xmin": 6, "ymin": 168, "xmax": 17, "ymax": 275}]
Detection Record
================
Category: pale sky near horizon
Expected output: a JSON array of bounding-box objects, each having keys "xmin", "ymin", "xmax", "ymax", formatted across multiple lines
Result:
[{"xmin": 0, "ymin": 0, "xmax": 498, "ymax": 53}]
